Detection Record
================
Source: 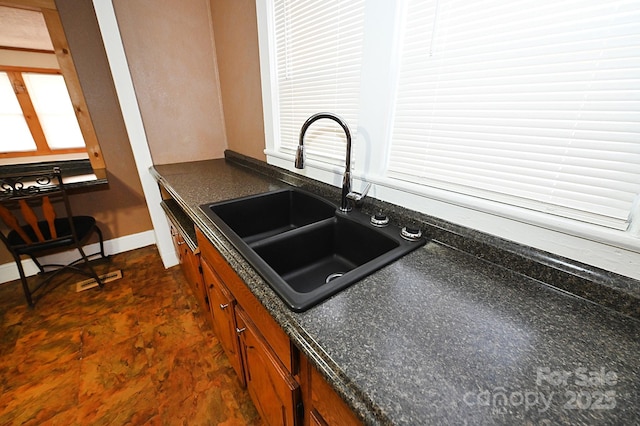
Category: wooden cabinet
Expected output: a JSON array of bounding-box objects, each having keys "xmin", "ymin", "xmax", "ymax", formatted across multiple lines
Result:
[
  {"xmin": 201, "ymin": 257, "xmax": 245, "ymax": 385},
  {"xmin": 236, "ymin": 305, "xmax": 301, "ymax": 426},
  {"xmin": 157, "ymin": 179, "xmax": 363, "ymax": 425},
  {"xmin": 162, "ymin": 199, "xmax": 210, "ymax": 323},
  {"xmin": 195, "ymin": 227, "xmax": 362, "ymax": 426},
  {"xmin": 196, "ymin": 229, "xmax": 295, "ymax": 370},
  {"xmin": 299, "ymin": 353, "xmax": 362, "ymax": 426},
  {"xmin": 197, "ymin": 227, "xmax": 301, "ymax": 425},
  {"xmin": 168, "ymin": 222, "xmax": 209, "ymax": 317}
]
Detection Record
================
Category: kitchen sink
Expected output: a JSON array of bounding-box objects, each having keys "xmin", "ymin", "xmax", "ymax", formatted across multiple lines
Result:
[
  {"xmin": 207, "ymin": 187, "xmax": 336, "ymax": 243},
  {"xmin": 250, "ymin": 215, "xmax": 400, "ymax": 293},
  {"xmin": 200, "ymin": 188, "xmax": 426, "ymax": 312}
]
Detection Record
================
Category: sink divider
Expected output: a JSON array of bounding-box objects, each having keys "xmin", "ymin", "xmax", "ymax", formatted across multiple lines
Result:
[{"xmin": 247, "ymin": 216, "xmax": 336, "ymax": 250}]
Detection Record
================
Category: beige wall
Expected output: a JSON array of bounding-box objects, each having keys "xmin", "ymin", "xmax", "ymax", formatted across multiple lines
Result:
[
  {"xmin": 112, "ymin": 0, "xmax": 227, "ymax": 165},
  {"xmin": 1, "ymin": 0, "xmax": 268, "ymax": 267},
  {"xmin": 55, "ymin": 0, "xmax": 152, "ymax": 238},
  {"xmin": 210, "ymin": 0, "xmax": 265, "ymax": 161},
  {"xmin": 0, "ymin": 0, "xmax": 153, "ymax": 266}
]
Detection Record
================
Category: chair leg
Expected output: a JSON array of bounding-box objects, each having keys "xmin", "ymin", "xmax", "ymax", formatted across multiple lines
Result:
[
  {"xmin": 76, "ymin": 245, "xmax": 104, "ymax": 288},
  {"xmin": 95, "ymin": 225, "xmax": 107, "ymax": 259},
  {"xmin": 14, "ymin": 256, "xmax": 34, "ymax": 307},
  {"xmin": 29, "ymin": 255, "xmax": 46, "ymax": 274}
]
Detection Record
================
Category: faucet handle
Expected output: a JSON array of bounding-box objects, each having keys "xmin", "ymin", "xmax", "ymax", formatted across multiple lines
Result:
[{"xmin": 346, "ymin": 182, "xmax": 371, "ymax": 205}]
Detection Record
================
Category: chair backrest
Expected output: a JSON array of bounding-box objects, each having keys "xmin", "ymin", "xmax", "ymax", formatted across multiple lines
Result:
[{"xmin": 0, "ymin": 167, "xmax": 75, "ymax": 250}]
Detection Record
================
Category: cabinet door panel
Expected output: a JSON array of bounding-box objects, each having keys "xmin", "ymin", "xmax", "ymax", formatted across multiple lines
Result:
[
  {"xmin": 310, "ymin": 364, "xmax": 361, "ymax": 426},
  {"xmin": 309, "ymin": 409, "xmax": 329, "ymax": 426},
  {"xmin": 202, "ymin": 258, "xmax": 245, "ymax": 385},
  {"xmin": 299, "ymin": 353, "xmax": 362, "ymax": 426},
  {"xmin": 170, "ymin": 223, "xmax": 208, "ymax": 315},
  {"xmin": 196, "ymin": 228, "xmax": 294, "ymax": 372},
  {"xmin": 236, "ymin": 306, "xmax": 300, "ymax": 426},
  {"xmin": 185, "ymin": 246, "xmax": 209, "ymax": 316}
]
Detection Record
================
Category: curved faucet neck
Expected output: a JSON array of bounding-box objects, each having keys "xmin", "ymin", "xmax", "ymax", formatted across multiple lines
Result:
[
  {"xmin": 295, "ymin": 112, "xmax": 353, "ymax": 211},
  {"xmin": 298, "ymin": 112, "xmax": 352, "ymax": 152}
]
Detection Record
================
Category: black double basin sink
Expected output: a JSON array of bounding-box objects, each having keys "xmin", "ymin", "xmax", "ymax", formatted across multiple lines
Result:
[{"xmin": 200, "ymin": 188, "xmax": 426, "ymax": 312}]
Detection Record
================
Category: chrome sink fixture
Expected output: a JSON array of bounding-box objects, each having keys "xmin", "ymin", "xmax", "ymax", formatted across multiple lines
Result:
[
  {"xmin": 200, "ymin": 188, "xmax": 426, "ymax": 312},
  {"xmin": 295, "ymin": 112, "xmax": 370, "ymax": 212}
]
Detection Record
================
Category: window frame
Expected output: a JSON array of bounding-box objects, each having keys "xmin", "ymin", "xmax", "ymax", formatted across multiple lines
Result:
[
  {"xmin": 1, "ymin": 0, "xmax": 106, "ymax": 171},
  {"xmin": 256, "ymin": 0, "xmax": 640, "ymax": 280},
  {"xmin": 0, "ymin": 66, "xmax": 89, "ymax": 159}
]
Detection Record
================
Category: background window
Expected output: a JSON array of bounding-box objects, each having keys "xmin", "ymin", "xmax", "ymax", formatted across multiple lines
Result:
[
  {"xmin": 22, "ymin": 72, "xmax": 85, "ymax": 150},
  {"xmin": 258, "ymin": 0, "xmax": 640, "ymax": 279},
  {"xmin": 0, "ymin": 71, "xmax": 34, "ymax": 152},
  {"xmin": 273, "ymin": 0, "xmax": 365, "ymax": 166},
  {"xmin": 0, "ymin": 70, "xmax": 87, "ymax": 158},
  {"xmin": 388, "ymin": 0, "xmax": 640, "ymax": 230}
]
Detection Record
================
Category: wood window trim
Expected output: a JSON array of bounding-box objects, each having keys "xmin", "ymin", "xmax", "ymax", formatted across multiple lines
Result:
[
  {"xmin": 1, "ymin": 66, "xmax": 88, "ymax": 159},
  {"xmin": 1, "ymin": 0, "xmax": 106, "ymax": 170}
]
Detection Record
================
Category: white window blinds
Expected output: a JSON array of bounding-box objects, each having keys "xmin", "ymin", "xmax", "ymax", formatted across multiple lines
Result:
[
  {"xmin": 0, "ymin": 72, "xmax": 35, "ymax": 153},
  {"xmin": 22, "ymin": 73, "xmax": 85, "ymax": 150},
  {"xmin": 388, "ymin": 0, "xmax": 640, "ymax": 230},
  {"xmin": 274, "ymin": 0, "xmax": 365, "ymax": 165}
]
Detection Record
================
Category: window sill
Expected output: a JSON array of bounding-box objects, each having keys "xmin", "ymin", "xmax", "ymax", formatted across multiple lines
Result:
[{"xmin": 0, "ymin": 158, "xmax": 107, "ymax": 190}]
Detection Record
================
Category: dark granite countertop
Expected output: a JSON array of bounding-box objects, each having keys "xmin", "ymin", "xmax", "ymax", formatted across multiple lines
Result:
[{"xmin": 151, "ymin": 154, "xmax": 639, "ymax": 425}]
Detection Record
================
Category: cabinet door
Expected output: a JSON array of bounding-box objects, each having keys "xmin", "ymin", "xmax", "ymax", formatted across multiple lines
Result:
[
  {"xmin": 184, "ymin": 245, "xmax": 209, "ymax": 315},
  {"xmin": 299, "ymin": 352, "xmax": 362, "ymax": 426},
  {"xmin": 171, "ymin": 224, "xmax": 208, "ymax": 314},
  {"xmin": 236, "ymin": 305, "xmax": 301, "ymax": 426},
  {"xmin": 196, "ymin": 227, "xmax": 294, "ymax": 372},
  {"xmin": 309, "ymin": 409, "xmax": 329, "ymax": 426},
  {"xmin": 202, "ymin": 258, "xmax": 245, "ymax": 385}
]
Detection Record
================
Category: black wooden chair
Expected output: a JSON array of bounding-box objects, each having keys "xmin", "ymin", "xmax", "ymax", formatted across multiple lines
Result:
[{"xmin": 0, "ymin": 167, "xmax": 107, "ymax": 306}]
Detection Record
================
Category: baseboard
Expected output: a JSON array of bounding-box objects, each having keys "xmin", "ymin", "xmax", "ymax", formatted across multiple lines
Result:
[{"xmin": 0, "ymin": 230, "xmax": 156, "ymax": 284}]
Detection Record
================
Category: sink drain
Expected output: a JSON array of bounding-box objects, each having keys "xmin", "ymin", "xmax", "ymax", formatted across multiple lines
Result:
[{"xmin": 325, "ymin": 272, "xmax": 344, "ymax": 283}]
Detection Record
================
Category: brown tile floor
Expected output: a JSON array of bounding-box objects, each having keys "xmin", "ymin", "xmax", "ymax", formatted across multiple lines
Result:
[{"xmin": 0, "ymin": 245, "xmax": 262, "ymax": 425}]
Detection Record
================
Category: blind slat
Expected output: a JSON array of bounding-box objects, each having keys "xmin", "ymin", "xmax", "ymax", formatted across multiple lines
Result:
[
  {"xmin": 389, "ymin": 0, "xmax": 640, "ymax": 229},
  {"xmin": 274, "ymin": 0, "xmax": 365, "ymax": 165}
]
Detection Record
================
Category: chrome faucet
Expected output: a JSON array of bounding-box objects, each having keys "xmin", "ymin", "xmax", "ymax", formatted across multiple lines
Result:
[{"xmin": 295, "ymin": 112, "xmax": 369, "ymax": 212}]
